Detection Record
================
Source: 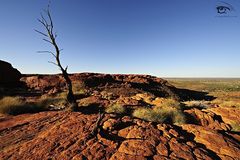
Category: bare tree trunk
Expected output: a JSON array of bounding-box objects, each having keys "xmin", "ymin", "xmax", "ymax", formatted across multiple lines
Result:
[
  {"xmin": 36, "ymin": 7, "xmax": 78, "ymax": 111},
  {"xmin": 62, "ymin": 70, "xmax": 78, "ymax": 111}
]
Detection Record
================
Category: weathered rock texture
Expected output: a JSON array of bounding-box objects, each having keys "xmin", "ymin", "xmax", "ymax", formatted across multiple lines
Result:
[
  {"xmin": 181, "ymin": 124, "xmax": 240, "ymax": 160},
  {"xmin": 0, "ymin": 109, "xmax": 239, "ymax": 160},
  {"xmin": 0, "ymin": 73, "xmax": 239, "ymax": 159},
  {"xmin": 208, "ymin": 106, "xmax": 240, "ymax": 125},
  {"xmin": 21, "ymin": 73, "xmax": 214, "ymax": 101}
]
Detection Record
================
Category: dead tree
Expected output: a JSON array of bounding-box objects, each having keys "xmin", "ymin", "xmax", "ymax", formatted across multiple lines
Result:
[{"xmin": 35, "ymin": 8, "xmax": 78, "ymax": 111}]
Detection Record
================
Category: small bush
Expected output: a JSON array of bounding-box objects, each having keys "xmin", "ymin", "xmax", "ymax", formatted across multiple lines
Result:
[
  {"xmin": 0, "ymin": 97, "xmax": 47, "ymax": 115},
  {"xmin": 105, "ymin": 104, "xmax": 126, "ymax": 114},
  {"xmin": 230, "ymin": 122, "xmax": 240, "ymax": 132},
  {"xmin": 72, "ymin": 82, "xmax": 86, "ymax": 95},
  {"xmin": 133, "ymin": 102, "xmax": 186, "ymax": 124},
  {"xmin": 133, "ymin": 107, "xmax": 167, "ymax": 123},
  {"xmin": 133, "ymin": 107, "xmax": 185, "ymax": 124},
  {"xmin": 40, "ymin": 93, "xmax": 67, "ymax": 106},
  {"xmin": 171, "ymin": 109, "xmax": 186, "ymax": 124},
  {"xmin": 38, "ymin": 97, "xmax": 67, "ymax": 109},
  {"xmin": 159, "ymin": 98, "xmax": 182, "ymax": 109}
]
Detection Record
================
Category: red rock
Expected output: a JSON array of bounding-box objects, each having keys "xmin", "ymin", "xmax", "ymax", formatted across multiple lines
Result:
[
  {"xmin": 118, "ymin": 126, "xmax": 133, "ymax": 138},
  {"xmin": 193, "ymin": 148, "xmax": 214, "ymax": 160},
  {"xmin": 169, "ymin": 128, "xmax": 179, "ymax": 137},
  {"xmin": 20, "ymin": 73, "xmax": 196, "ymax": 101},
  {"xmin": 118, "ymin": 140, "xmax": 155, "ymax": 156},
  {"xmin": 1, "ymin": 73, "xmax": 238, "ymax": 160},
  {"xmin": 156, "ymin": 143, "xmax": 169, "ymax": 156},
  {"xmin": 126, "ymin": 125, "xmax": 161, "ymax": 144},
  {"xmin": 110, "ymin": 152, "xmax": 147, "ymax": 160},
  {"xmin": 153, "ymin": 155, "xmax": 169, "ymax": 160},
  {"xmin": 181, "ymin": 124, "xmax": 240, "ymax": 159},
  {"xmin": 169, "ymin": 138, "xmax": 194, "ymax": 160},
  {"xmin": 185, "ymin": 108, "xmax": 231, "ymax": 131},
  {"xmin": 0, "ymin": 111, "xmax": 235, "ymax": 160},
  {"xmin": 103, "ymin": 118, "xmax": 120, "ymax": 130},
  {"xmin": 208, "ymin": 106, "xmax": 240, "ymax": 126}
]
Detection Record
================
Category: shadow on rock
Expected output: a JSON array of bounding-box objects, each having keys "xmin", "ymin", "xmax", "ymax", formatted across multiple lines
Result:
[
  {"xmin": 79, "ymin": 103, "xmax": 103, "ymax": 115},
  {"xmin": 171, "ymin": 87, "xmax": 216, "ymax": 101}
]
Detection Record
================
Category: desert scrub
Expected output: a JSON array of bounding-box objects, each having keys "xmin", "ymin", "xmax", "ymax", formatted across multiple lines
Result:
[
  {"xmin": 72, "ymin": 82, "xmax": 86, "ymax": 94},
  {"xmin": 105, "ymin": 103, "xmax": 126, "ymax": 114},
  {"xmin": 158, "ymin": 98, "xmax": 182, "ymax": 109},
  {"xmin": 213, "ymin": 100, "xmax": 240, "ymax": 108},
  {"xmin": 41, "ymin": 92, "xmax": 68, "ymax": 105},
  {"xmin": 0, "ymin": 96, "xmax": 47, "ymax": 115},
  {"xmin": 133, "ymin": 107, "xmax": 164, "ymax": 122},
  {"xmin": 39, "ymin": 96, "xmax": 67, "ymax": 110},
  {"xmin": 101, "ymin": 91, "xmax": 116, "ymax": 100},
  {"xmin": 183, "ymin": 101, "xmax": 210, "ymax": 109},
  {"xmin": 168, "ymin": 79, "xmax": 240, "ymax": 92},
  {"xmin": 153, "ymin": 99, "xmax": 185, "ymax": 124},
  {"xmin": 133, "ymin": 103, "xmax": 185, "ymax": 124},
  {"xmin": 230, "ymin": 122, "xmax": 240, "ymax": 132},
  {"xmin": 132, "ymin": 107, "xmax": 185, "ymax": 124}
]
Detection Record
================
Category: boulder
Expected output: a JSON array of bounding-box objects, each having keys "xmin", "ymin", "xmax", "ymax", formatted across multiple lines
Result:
[
  {"xmin": 0, "ymin": 60, "xmax": 21, "ymax": 87},
  {"xmin": 184, "ymin": 108, "xmax": 231, "ymax": 131},
  {"xmin": 208, "ymin": 106, "xmax": 240, "ymax": 126},
  {"xmin": 181, "ymin": 124, "xmax": 240, "ymax": 159}
]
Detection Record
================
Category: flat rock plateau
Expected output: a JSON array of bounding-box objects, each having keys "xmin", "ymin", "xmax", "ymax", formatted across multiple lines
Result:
[{"xmin": 0, "ymin": 72, "xmax": 240, "ymax": 160}]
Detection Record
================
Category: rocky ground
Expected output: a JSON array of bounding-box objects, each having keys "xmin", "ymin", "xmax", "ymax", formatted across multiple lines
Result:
[
  {"xmin": 0, "ymin": 107, "xmax": 239, "ymax": 160},
  {"xmin": 0, "ymin": 62, "xmax": 240, "ymax": 160}
]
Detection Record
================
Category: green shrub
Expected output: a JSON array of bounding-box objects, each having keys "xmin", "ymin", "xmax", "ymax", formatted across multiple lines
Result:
[
  {"xmin": 40, "ymin": 92, "xmax": 68, "ymax": 108},
  {"xmin": 41, "ymin": 91, "xmax": 68, "ymax": 100},
  {"xmin": 171, "ymin": 109, "xmax": 186, "ymax": 124},
  {"xmin": 133, "ymin": 107, "xmax": 167, "ymax": 123},
  {"xmin": 133, "ymin": 106, "xmax": 185, "ymax": 124},
  {"xmin": 0, "ymin": 97, "xmax": 47, "ymax": 115},
  {"xmin": 159, "ymin": 98, "xmax": 182, "ymax": 110},
  {"xmin": 154, "ymin": 103, "xmax": 185, "ymax": 124},
  {"xmin": 105, "ymin": 104, "xmax": 126, "ymax": 114}
]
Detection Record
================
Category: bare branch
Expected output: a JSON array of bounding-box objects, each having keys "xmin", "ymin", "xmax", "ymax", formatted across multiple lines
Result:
[
  {"xmin": 35, "ymin": 29, "xmax": 48, "ymax": 37},
  {"xmin": 48, "ymin": 61, "xmax": 58, "ymax": 66},
  {"xmin": 47, "ymin": 10, "xmax": 54, "ymax": 32},
  {"xmin": 37, "ymin": 50, "xmax": 52, "ymax": 54},
  {"xmin": 40, "ymin": 14, "xmax": 48, "ymax": 27},
  {"xmin": 37, "ymin": 18, "xmax": 47, "ymax": 28},
  {"xmin": 54, "ymin": 32, "xmax": 57, "ymax": 39},
  {"xmin": 43, "ymin": 38, "xmax": 53, "ymax": 44},
  {"xmin": 65, "ymin": 66, "xmax": 68, "ymax": 72},
  {"xmin": 37, "ymin": 51, "xmax": 56, "ymax": 58}
]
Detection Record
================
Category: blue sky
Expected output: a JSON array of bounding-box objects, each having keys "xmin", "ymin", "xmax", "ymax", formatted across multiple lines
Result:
[{"xmin": 0, "ymin": 0, "xmax": 240, "ymax": 77}]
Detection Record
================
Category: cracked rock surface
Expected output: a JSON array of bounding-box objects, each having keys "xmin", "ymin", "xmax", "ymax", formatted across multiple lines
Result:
[
  {"xmin": 1, "ymin": 111, "xmax": 239, "ymax": 160},
  {"xmin": 1, "ymin": 73, "xmax": 240, "ymax": 159}
]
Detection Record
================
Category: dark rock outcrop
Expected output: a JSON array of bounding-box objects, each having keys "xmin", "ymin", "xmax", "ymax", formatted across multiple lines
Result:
[
  {"xmin": 21, "ymin": 73, "xmax": 214, "ymax": 101},
  {"xmin": 0, "ymin": 60, "xmax": 21, "ymax": 87}
]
